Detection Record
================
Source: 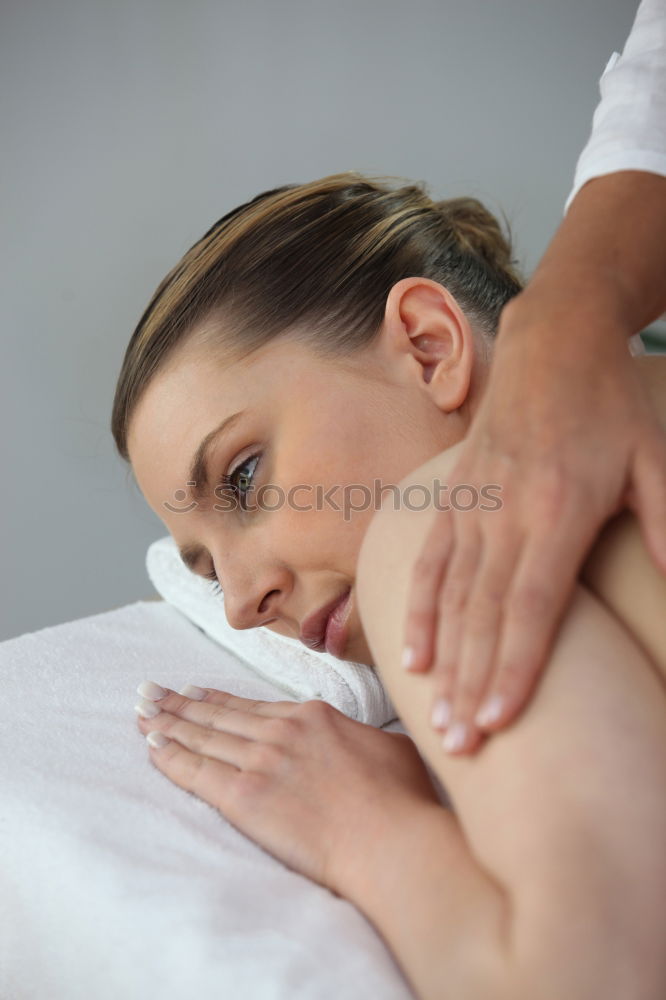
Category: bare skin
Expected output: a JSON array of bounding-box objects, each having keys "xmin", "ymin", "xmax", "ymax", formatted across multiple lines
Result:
[
  {"xmin": 404, "ymin": 171, "xmax": 666, "ymax": 754},
  {"xmin": 341, "ymin": 356, "xmax": 666, "ymax": 997},
  {"xmin": 135, "ymin": 358, "xmax": 666, "ymax": 1000},
  {"xmin": 349, "ymin": 437, "xmax": 666, "ymax": 1000}
]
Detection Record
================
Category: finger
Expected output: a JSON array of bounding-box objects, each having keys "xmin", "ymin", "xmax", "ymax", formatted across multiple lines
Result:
[
  {"xmin": 402, "ymin": 507, "xmax": 455, "ymax": 673},
  {"xmin": 429, "ymin": 524, "xmax": 482, "ymax": 733},
  {"xmin": 136, "ymin": 680, "xmax": 300, "ymax": 718},
  {"xmin": 628, "ymin": 432, "xmax": 666, "ymax": 575},
  {"xmin": 428, "ymin": 610, "xmax": 462, "ymax": 732},
  {"xmin": 135, "ymin": 686, "xmax": 303, "ymax": 749},
  {"xmin": 140, "ymin": 710, "xmax": 256, "ymax": 769},
  {"xmin": 441, "ymin": 537, "xmax": 519, "ymax": 753},
  {"xmin": 135, "ymin": 694, "xmax": 278, "ymax": 745},
  {"xmin": 477, "ymin": 518, "xmax": 589, "ymax": 732},
  {"xmin": 145, "ymin": 730, "xmax": 243, "ymax": 813}
]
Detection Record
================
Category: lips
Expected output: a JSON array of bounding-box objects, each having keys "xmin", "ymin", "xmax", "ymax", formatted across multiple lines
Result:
[{"xmin": 299, "ymin": 587, "xmax": 352, "ymax": 651}]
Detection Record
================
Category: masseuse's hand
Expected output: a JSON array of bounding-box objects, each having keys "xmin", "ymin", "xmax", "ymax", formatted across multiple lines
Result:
[
  {"xmin": 403, "ymin": 290, "xmax": 666, "ymax": 755},
  {"xmin": 134, "ymin": 681, "xmax": 440, "ymax": 897}
]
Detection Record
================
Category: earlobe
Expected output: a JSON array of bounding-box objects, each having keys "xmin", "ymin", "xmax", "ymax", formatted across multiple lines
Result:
[{"xmin": 419, "ymin": 349, "xmax": 472, "ymax": 412}]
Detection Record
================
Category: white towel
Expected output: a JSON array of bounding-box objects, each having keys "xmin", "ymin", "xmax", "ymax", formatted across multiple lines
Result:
[
  {"xmin": 0, "ymin": 600, "xmax": 414, "ymax": 1000},
  {"xmin": 145, "ymin": 535, "xmax": 398, "ymax": 728}
]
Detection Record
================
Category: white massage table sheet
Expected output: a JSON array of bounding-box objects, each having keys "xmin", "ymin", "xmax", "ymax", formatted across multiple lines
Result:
[{"xmin": 0, "ymin": 600, "xmax": 415, "ymax": 1000}]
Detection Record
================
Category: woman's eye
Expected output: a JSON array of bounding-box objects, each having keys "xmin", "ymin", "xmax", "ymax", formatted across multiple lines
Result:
[
  {"xmin": 215, "ymin": 452, "xmax": 261, "ymax": 511},
  {"xmin": 203, "ymin": 452, "xmax": 262, "ymax": 595},
  {"xmin": 227, "ymin": 452, "xmax": 261, "ymax": 505}
]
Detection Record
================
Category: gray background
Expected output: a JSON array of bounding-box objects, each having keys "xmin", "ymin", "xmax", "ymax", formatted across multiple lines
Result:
[{"xmin": 2, "ymin": 0, "xmax": 659, "ymax": 642}]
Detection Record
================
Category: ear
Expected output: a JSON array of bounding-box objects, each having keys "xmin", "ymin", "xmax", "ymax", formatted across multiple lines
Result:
[{"xmin": 382, "ymin": 277, "xmax": 476, "ymax": 412}]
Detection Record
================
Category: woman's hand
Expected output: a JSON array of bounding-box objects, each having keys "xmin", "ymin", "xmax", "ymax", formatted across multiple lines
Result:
[
  {"xmin": 134, "ymin": 681, "xmax": 440, "ymax": 897},
  {"xmin": 403, "ymin": 291, "xmax": 666, "ymax": 755}
]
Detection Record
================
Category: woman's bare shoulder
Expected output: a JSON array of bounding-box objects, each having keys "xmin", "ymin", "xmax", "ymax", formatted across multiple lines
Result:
[{"xmin": 356, "ymin": 455, "xmax": 666, "ymax": 993}]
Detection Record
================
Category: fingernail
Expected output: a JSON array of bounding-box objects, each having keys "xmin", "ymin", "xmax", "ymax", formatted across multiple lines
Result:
[
  {"xmin": 137, "ymin": 680, "xmax": 168, "ymax": 701},
  {"xmin": 178, "ymin": 684, "xmax": 207, "ymax": 701},
  {"xmin": 475, "ymin": 694, "xmax": 503, "ymax": 728},
  {"xmin": 146, "ymin": 731, "xmax": 170, "ymax": 748},
  {"xmin": 431, "ymin": 698, "xmax": 452, "ymax": 730},
  {"xmin": 402, "ymin": 647, "xmax": 417, "ymax": 670},
  {"xmin": 443, "ymin": 721, "xmax": 467, "ymax": 753},
  {"xmin": 134, "ymin": 698, "xmax": 161, "ymax": 719}
]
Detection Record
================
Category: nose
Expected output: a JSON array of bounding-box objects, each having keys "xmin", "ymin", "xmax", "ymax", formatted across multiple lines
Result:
[
  {"xmin": 223, "ymin": 588, "xmax": 282, "ymax": 630},
  {"xmin": 218, "ymin": 566, "xmax": 287, "ymax": 631},
  {"xmin": 207, "ymin": 534, "xmax": 293, "ymax": 631}
]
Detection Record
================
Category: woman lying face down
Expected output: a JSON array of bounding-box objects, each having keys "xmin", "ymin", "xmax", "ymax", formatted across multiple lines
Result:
[{"xmin": 117, "ymin": 172, "xmax": 520, "ymax": 668}]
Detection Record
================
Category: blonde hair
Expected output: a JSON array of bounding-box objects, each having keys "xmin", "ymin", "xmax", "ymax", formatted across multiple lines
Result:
[{"xmin": 111, "ymin": 171, "xmax": 523, "ymax": 461}]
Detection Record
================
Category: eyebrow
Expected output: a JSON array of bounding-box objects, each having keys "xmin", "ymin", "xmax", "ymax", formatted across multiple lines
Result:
[{"xmin": 177, "ymin": 408, "xmax": 246, "ymax": 572}]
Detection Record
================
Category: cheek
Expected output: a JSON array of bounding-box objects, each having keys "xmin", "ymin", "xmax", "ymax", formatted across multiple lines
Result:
[
  {"xmin": 277, "ymin": 405, "xmax": 400, "ymax": 550},
  {"xmin": 275, "ymin": 474, "xmax": 381, "ymax": 572}
]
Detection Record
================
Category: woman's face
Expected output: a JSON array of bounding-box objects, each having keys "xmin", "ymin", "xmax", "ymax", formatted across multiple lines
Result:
[{"xmin": 127, "ymin": 277, "xmax": 483, "ymax": 667}]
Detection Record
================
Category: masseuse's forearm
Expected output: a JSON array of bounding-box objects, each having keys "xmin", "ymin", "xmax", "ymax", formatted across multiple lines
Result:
[{"xmin": 506, "ymin": 171, "xmax": 666, "ymax": 340}]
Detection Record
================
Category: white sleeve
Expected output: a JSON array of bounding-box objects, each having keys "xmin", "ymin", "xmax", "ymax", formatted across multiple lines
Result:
[{"xmin": 564, "ymin": 0, "xmax": 666, "ymax": 215}]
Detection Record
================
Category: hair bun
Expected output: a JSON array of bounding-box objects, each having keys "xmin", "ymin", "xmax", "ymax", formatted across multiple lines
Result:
[{"xmin": 434, "ymin": 196, "xmax": 518, "ymax": 277}]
